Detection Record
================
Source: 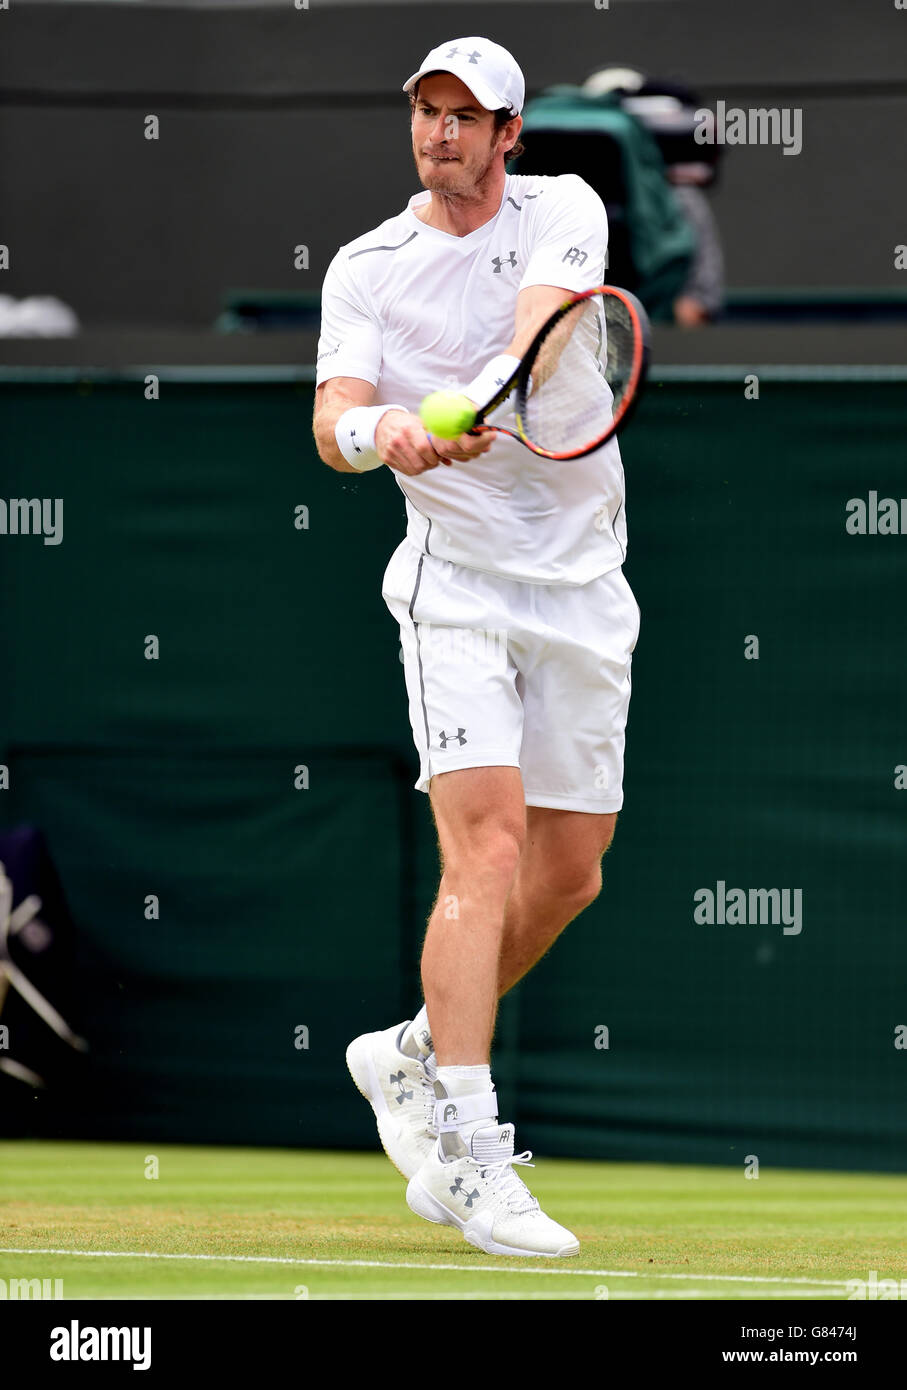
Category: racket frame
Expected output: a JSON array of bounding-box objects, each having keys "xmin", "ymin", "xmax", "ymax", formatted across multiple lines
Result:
[{"xmin": 470, "ymin": 284, "xmax": 650, "ymax": 459}]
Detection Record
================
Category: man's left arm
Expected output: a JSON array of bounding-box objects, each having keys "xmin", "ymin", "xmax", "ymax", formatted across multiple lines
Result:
[
  {"xmin": 458, "ymin": 284, "xmax": 590, "ymax": 426},
  {"xmin": 505, "ymin": 284, "xmax": 577, "ymax": 358}
]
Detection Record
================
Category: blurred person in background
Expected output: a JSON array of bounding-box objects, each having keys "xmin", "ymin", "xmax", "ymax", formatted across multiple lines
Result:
[{"xmin": 583, "ymin": 68, "xmax": 725, "ymax": 327}]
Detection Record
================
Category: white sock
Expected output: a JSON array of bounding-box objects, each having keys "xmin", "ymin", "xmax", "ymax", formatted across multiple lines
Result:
[
  {"xmin": 436, "ymin": 1064, "xmax": 491, "ymax": 1093},
  {"xmin": 398, "ymin": 1006, "xmax": 433, "ymax": 1059},
  {"xmin": 435, "ymin": 1064, "xmax": 496, "ymax": 1160}
]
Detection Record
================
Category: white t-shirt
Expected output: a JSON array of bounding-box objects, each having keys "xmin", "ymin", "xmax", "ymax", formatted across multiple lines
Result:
[{"xmin": 316, "ymin": 172, "xmax": 627, "ymax": 586}]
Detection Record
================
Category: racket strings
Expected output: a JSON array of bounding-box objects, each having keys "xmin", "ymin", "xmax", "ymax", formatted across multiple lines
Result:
[{"xmin": 520, "ymin": 294, "xmax": 637, "ymax": 455}]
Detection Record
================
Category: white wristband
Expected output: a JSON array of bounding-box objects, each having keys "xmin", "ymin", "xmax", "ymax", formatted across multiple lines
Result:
[
  {"xmin": 335, "ymin": 403, "xmax": 408, "ymax": 471},
  {"xmin": 464, "ymin": 354, "xmax": 520, "ymax": 412}
]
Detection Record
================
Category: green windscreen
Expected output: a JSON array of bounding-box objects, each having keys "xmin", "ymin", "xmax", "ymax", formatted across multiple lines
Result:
[{"xmin": 1, "ymin": 372, "xmax": 903, "ymax": 1171}]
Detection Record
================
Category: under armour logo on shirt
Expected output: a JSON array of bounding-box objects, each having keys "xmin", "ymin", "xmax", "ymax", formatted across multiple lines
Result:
[
  {"xmin": 492, "ymin": 252, "xmax": 517, "ymax": 273},
  {"xmin": 446, "ymin": 46, "xmax": 481, "ymax": 64},
  {"xmin": 438, "ymin": 728, "xmax": 467, "ymax": 748}
]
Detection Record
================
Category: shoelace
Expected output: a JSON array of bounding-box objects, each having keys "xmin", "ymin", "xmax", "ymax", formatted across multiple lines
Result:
[{"xmin": 478, "ymin": 1150, "xmax": 539, "ymax": 1215}]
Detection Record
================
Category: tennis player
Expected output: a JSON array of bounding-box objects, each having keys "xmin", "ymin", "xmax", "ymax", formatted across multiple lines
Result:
[{"xmin": 314, "ymin": 37, "xmax": 640, "ymax": 1258}]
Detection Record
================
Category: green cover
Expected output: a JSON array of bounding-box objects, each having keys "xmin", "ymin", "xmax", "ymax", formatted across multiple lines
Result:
[{"xmin": 515, "ymin": 86, "xmax": 696, "ymax": 319}]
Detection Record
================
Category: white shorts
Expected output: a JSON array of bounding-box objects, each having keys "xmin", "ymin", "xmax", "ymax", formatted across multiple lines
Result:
[{"xmin": 381, "ymin": 538, "xmax": 641, "ymax": 813}]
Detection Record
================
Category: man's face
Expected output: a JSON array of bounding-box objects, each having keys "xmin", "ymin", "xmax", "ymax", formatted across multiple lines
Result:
[{"xmin": 411, "ymin": 73, "xmax": 517, "ymax": 196}]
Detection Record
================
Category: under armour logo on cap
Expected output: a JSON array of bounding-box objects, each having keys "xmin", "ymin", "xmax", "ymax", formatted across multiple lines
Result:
[{"xmin": 446, "ymin": 46, "xmax": 481, "ymax": 65}]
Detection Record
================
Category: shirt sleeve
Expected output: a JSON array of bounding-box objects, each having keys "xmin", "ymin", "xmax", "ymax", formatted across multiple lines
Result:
[
  {"xmin": 315, "ymin": 251, "xmax": 383, "ymax": 387},
  {"xmin": 519, "ymin": 174, "xmax": 609, "ymax": 295}
]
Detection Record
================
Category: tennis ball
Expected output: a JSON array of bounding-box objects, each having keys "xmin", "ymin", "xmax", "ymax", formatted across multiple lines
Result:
[{"xmin": 419, "ymin": 390, "xmax": 476, "ymax": 440}]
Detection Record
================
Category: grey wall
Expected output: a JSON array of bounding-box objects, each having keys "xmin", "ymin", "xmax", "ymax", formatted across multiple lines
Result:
[{"xmin": 1, "ymin": 0, "xmax": 904, "ymax": 327}]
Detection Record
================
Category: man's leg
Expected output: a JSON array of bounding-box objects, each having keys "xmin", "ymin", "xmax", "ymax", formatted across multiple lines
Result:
[
  {"xmin": 497, "ymin": 806, "xmax": 618, "ymax": 997},
  {"xmin": 348, "ymin": 538, "xmax": 530, "ymax": 1181},
  {"xmin": 421, "ymin": 765, "xmax": 526, "ymax": 1065},
  {"xmin": 422, "ymin": 795, "xmax": 618, "ymax": 1059},
  {"xmin": 408, "ymin": 764, "xmax": 579, "ymax": 1257}
]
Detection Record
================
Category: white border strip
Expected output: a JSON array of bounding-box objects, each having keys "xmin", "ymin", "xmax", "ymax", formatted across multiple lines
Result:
[
  {"xmin": 0, "ymin": 365, "xmax": 905, "ymax": 386},
  {"xmin": 0, "ymin": 365, "xmax": 313, "ymax": 384},
  {"xmin": 652, "ymin": 364, "xmax": 907, "ymax": 382},
  {"xmin": 0, "ymin": 1247, "xmax": 850, "ymax": 1287}
]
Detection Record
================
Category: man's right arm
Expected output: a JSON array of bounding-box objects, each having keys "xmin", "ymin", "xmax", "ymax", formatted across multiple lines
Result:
[
  {"xmin": 313, "ymin": 377, "xmax": 492, "ymax": 476},
  {"xmin": 313, "ymin": 376, "xmax": 389, "ymax": 472}
]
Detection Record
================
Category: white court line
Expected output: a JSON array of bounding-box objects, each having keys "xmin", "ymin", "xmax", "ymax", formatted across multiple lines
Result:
[
  {"xmin": 0, "ymin": 1248, "xmax": 850, "ymax": 1288},
  {"xmin": 88, "ymin": 1285, "xmax": 848, "ymax": 1302}
]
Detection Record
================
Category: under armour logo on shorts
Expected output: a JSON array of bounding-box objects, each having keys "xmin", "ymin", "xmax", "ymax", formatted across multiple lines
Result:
[{"xmin": 438, "ymin": 728, "xmax": 467, "ymax": 748}]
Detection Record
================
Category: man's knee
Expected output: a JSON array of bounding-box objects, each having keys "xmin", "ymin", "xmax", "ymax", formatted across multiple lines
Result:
[
  {"xmin": 557, "ymin": 862, "xmax": 604, "ymax": 913},
  {"xmin": 445, "ymin": 825, "xmax": 524, "ymax": 894},
  {"xmin": 520, "ymin": 810, "xmax": 616, "ymax": 909},
  {"xmin": 431, "ymin": 767, "xmax": 526, "ymax": 885}
]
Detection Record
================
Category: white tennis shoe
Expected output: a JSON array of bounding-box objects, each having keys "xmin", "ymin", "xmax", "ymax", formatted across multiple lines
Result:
[
  {"xmin": 346, "ymin": 1021, "xmax": 437, "ymax": 1179},
  {"xmin": 406, "ymin": 1123, "xmax": 580, "ymax": 1258}
]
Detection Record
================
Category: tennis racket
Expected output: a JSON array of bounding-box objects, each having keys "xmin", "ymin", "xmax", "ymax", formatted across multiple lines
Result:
[{"xmin": 470, "ymin": 284, "xmax": 650, "ymax": 460}]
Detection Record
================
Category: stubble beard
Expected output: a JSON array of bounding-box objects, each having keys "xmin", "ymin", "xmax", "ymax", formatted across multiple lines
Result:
[{"xmin": 414, "ymin": 139, "xmax": 502, "ymax": 204}]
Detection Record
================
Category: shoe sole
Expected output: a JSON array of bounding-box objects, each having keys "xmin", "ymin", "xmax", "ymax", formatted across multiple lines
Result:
[
  {"xmin": 346, "ymin": 1032, "xmax": 423, "ymax": 1181},
  {"xmin": 406, "ymin": 1175, "xmax": 579, "ymax": 1258}
]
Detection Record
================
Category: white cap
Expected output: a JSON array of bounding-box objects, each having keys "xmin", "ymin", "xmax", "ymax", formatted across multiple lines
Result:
[{"xmin": 403, "ymin": 37, "xmax": 525, "ymax": 117}]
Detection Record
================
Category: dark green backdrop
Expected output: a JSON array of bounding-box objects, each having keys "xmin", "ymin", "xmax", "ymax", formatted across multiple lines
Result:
[{"xmin": 1, "ymin": 372, "xmax": 904, "ymax": 1171}]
